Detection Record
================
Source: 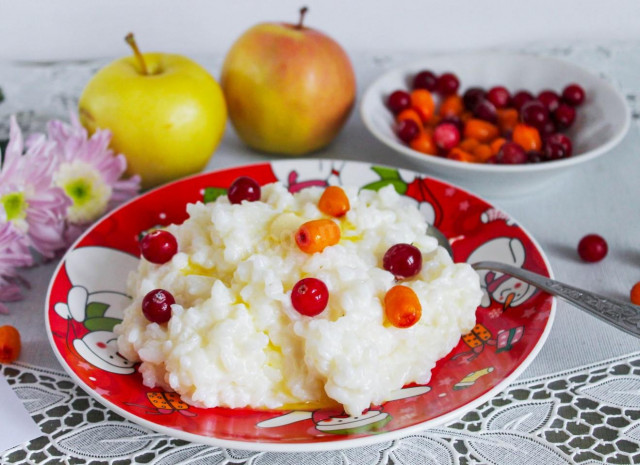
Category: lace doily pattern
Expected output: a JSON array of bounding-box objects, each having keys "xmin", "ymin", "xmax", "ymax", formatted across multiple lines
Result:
[{"xmin": 2, "ymin": 352, "xmax": 639, "ymax": 464}]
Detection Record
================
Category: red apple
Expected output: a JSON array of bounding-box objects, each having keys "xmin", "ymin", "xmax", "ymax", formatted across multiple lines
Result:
[{"xmin": 221, "ymin": 8, "xmax": 356, "ymax": 155}]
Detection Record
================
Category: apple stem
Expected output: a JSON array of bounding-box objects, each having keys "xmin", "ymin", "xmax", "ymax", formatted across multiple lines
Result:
[
  {"xmin": 296, "ymin": 6, "xmax": 308, "ymax": 29},
  {"xmin": 125, "ymin": 33, "xmax": 149, "ymax": 75}
]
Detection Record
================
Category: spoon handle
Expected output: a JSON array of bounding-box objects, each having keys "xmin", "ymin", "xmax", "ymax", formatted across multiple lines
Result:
[{"xmin": 472, "ymin": 261, "xmax": 640, "ymax": 338}]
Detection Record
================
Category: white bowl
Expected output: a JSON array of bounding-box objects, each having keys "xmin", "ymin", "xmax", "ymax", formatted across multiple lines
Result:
[{"xmin": 360, "ymin": 52, "xmax": 630, "ymax": 197}]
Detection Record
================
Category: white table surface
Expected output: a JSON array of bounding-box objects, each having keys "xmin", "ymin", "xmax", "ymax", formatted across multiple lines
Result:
[{"xmin": 1, "ymin": 41, "xmax": 640, "ymax": 464}]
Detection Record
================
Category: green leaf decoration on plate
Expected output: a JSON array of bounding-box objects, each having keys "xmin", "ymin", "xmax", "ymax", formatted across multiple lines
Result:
[{"xmin": 203, "ymin": 187, "xmax": 227, "ymax": 203}]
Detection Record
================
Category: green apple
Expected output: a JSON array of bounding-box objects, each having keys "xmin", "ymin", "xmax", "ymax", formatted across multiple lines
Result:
[
  {"xmin": 221, "ymin": 8, "xmax": 356, "ymax": 155},
  {"xmin": 79, "ymin": 34, "xmax": 227, "ymax": 189}
]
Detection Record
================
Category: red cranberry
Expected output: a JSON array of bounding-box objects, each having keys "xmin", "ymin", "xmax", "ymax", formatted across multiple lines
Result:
[
  {"xmin": 496, "ymin": 142, "xmax": 527, "ymax": 164},
  {"xmin": 474, "ymin": 99, "xmax": 498, "ymax": 123},
  {"xmin": 440, "ymin": 115, "xmax": 464, "ymax": 133},
  {"xmin": 540, "ymin": 120, "xmax": 557, "ymax": 136},
  {"xmin": 511, "ymin": 90, "xmax": 534, "ymax": 112},
  {"xmin": 433, "ymin": 123, "xmax": 461, "ymax": 151},
  {"xmin": 545, "ymin": 133, "xmax": 573, "ymax": 159},
  {"xmin": 396, "ymin": 119, "xmax": 420, "ymax": 143},
  {"xmin": 577, "ymin": 234, "xmax": 608, "ymax": 262},
  {"xmin": 387, "ymin": 90, "xmax": 411, "ymax": 114},
  {"xmin": 436, "ymin": 72, "xmax": 460, "ymax": 96},
  {"xmin": 383, "ymin": 243, "xmax": 423, "ymax": 279},
  {"xmin": 486, "ymin": 86, "xmax": 511, "ymax": 109},
  {"xmin": 537, "ymin": 90, "xmax": 561, "ymax": 112},
  {"xmin": 520, "ymin": 100, "xmax": 549, "ymax": 131},
  {"xmin": 463, "ymin": 87, "xmax": 485, "ymax": 111},
  {"xmin": 554, "ymin": 104, "xmax": 577, "ymax": 129},
  {"xmin": 228, "ymin": 176, "xmax": 261, "ymax": 204},
  {"xmin": 562, "ymin": 84, "xmax": 586, "ymax": 106},
  {"xmin": 291, "ymin": 278, "xmax": 329, "ymax": 316},
  {"xmin": 527, "ymin": 150, "xmax": 545, "ymax": 163},
  {"xmin": 142, "ymin": 289, "xmax": 175, "ymax": 324},
  {"xmin": 412, "ymin": 70, "xmax": 438, "ymax": 91},
  {"xmin": 140, "ymin": 230, "xmax": 178, "ymax": 264}
]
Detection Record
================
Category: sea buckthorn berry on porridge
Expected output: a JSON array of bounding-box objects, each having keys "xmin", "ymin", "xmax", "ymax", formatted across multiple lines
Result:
[
  {"xmin": 139, "ymin": 229, "xmax": 178, "ymax": 264},
  {"xmin": 318, "ymin": 186, "xmax": 350, "ymax": 218},
  {"xmin": 291, "ymin": 278, "xmax": 329, "ymax": 316},
  {"xmin": 142, "ymin": 289, "xmax": 175, "ymax": 324},
  {"xmin": 0, "ymin": 325, "xmax": 21, "ymax": 363},
  {"xmin": 228, "ymin": 176, "xmax": 261, "ymax": 204},
  {"xmin": 383, "ymin": 243, "xmax": 423, "ymax": 279},
  {"xmin": 295, "ymin": 219, "xmax": 341, "ymax": 254},
  {"xmin": 384, "ymin": 285, "xmax": 422, "ymax": 328}
]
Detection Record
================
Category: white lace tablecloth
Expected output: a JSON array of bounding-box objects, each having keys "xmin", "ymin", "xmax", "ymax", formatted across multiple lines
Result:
[{"xmin": 1, "ymin": 40, "xmax": 640, "ymax": 464}]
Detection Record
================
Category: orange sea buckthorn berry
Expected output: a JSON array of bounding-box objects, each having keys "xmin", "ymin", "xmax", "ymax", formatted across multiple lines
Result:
[
  {"xmin": 0, "ymin": 325, "xmax": 21, "ymax": 363},
  {"xmin": 490, "ymin": 137, "xmax": 507, "ymax": 155},
  {"xmin": 395, "ymin": 108, "xmax": 424, "ymax": 129},
  {"xmin": 295, "ymin": 219, "xmax": 341, "ymax": 254},
  {"xmin": 459, "ymin": 138, "xmax": 480, "ymax": 152},
  {"xmin": 410, "ymin": 130, "xmax": 437, "ymax": 155},
  {"xmin": 439, "ymin": 94, "xmax": 465, "ymax": 117},
  {"xmin": 447, "ymin": 147, "xmax": 476, "ymax": 163},
  {"xmin": 410, "ymin": 89, "xmax": 436, "ymax": 123},
  {"xmin": 472, "ymin": 144, "xmax": 493, "ymax": 163},
  {"xmin": 384, "ymin": 285, "xmax": 422, "ymax": 328},
  {"xmin": 318, "ymin": 186, "xmax": 350, "ymax": 218},
  {"xmin": 512, "ymin": 123, "xmax": 542, "ymax": 151},
  {"xmin": 631, "ymin": 282, "xmax": 640, "ymax": 306},
  {"xmin": 463, "ymin": 118, "xmax": 500, "ymax": 143},
  {"xmin": 496, "ymin": 108, "xmax": 519, "ymax": 133}
]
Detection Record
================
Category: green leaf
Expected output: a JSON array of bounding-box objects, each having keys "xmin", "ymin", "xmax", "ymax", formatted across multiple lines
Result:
[
  {"xmin": 203, "ymin": 187, "xmax": 227, "ymax": 203},
  {"xmin": 86, "ymin": 302, "xmax": 109, "ymax": 319},
  {"xmin": 361, "ymin": 180, "xmax": 408, "ymax": 195},
  {"xmin": 84, "ymin": 317, "xmax": 121, "ymax": 333},
  {"xmin": 371, "ymin": 166, "xmax": 402, "ymax": 180}
]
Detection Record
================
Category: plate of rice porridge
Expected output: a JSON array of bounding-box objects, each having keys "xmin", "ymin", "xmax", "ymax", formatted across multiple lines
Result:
[{"xmin": 46, "ymin": 159, "xmax": 555, "ymax": 452}]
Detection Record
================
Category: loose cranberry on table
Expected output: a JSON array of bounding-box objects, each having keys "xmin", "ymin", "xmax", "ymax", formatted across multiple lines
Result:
[
  {"xmin": 228, "ymin": 176, "xmax": 261, "ymax": 204},
  {"xmin": 412, "ymin": 70, "xmax": 438, "ymax": 91},
  {"xmin": 291, "ymin": 277, "xmax": 329, "ymax": 316},
  {"xmin": 577, "ymin": 234, "xmax": 608, "ymax": 262},
  {"xmin": 140, "ymin": 230, "xmax": 178, "ymax": 264},
  {"xmin": 383, "ymin": 243, "xmax": 423, "ymax": 279},
  {"xmin": 142, "ymin": 289, "xmax": 175, "ymax": 324},
  {"xmin": 387, "ymin": 90, "xmax": 412, "ymax": 114},
  {"xmin": 562, "ymin": 83, "xmax": 586, "ymax": 106}
]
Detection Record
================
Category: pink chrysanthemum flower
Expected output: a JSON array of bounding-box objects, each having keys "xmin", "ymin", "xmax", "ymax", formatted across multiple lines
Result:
[
  {"xmin": 0, "ymin": 222, "xmax": 34, "ymax": 314},
  {"xmin": 45, "ymin": 114, "xmax": 140, "ymax": 245},
  {"xmin": 0, "ymin": 116, "xmax": 71, "ymax": 258}
]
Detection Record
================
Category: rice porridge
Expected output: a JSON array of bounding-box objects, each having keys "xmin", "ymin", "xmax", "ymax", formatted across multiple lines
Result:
[{"xmin": 115, "ymin": 182, "xmax": 482, "ymax": 416}]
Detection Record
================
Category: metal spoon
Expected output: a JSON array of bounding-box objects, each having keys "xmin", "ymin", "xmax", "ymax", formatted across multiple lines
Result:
[{"xmin": 427, "ymin": 225, "xmax": 640, "ymax": 338}]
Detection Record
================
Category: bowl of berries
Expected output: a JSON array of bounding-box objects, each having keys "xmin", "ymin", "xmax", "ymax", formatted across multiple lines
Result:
[{"xmin": 360, "ymin": 52, "xmax": 630, "ymax": 197}]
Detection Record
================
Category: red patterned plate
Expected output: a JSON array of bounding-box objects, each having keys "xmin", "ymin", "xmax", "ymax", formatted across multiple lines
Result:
[{"xmin": 45, "ymin": 159, "xmax": 555, "ymax": 452}]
